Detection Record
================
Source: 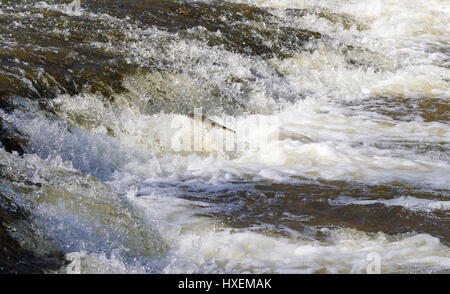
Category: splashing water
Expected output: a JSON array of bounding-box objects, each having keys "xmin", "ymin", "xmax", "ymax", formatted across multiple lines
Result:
[{"xmin": 0, "ymin": 0, "xmax": 449, "ymax": 273}]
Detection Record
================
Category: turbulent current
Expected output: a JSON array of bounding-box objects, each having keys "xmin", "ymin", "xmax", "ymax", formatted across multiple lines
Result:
[{"xmin": 0, "ymin": 0, "xmax": 449, "ymax": 273}]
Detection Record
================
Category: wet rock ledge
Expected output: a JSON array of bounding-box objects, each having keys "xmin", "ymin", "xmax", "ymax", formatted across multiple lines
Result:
[{"xmin": 0, "ymin": 193, "xmax": 65, "ymax": 273}]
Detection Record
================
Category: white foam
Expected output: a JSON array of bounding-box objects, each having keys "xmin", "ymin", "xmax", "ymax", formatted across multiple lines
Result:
[
  {"xmin": 330, "ymin": 196, "xmax": 450, "ymax": 213},
  {"xmin": 132, "ymin": 190, "xmax": 450, "ymax": 273},
  {"xmin": 4, "ymin": 0, "xmax": 450, "ymax": 273}
]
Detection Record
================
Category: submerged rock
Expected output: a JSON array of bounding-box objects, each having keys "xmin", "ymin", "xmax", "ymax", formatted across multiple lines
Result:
[
  {"xmin": 285, "ymin": 7, "xmax": 369, "ymax": 31},
  {"xmin": 85, "ymin": 0, "xmax": 321, "ymax": 58},
  {"xmin": 0, "ymin": 117, "xmax": 25, "ymax": 156},
  {"xmin": 0, "ymin": 0, "xmax": 322, "ymax": 108},
  {"xmin": 0, "ymin": 193, "xmax": 66, "ymax": 273}
]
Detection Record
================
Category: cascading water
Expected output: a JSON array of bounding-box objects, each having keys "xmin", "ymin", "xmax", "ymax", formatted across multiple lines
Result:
[{"xmin": 0, "ymin": 0, "xmax": 449, "ymax": 273}]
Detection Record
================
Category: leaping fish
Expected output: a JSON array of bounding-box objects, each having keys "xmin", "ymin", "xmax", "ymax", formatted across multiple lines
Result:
[{"xmin": 188, "ymin": 113, "xmax": 236, "ymax": 134}]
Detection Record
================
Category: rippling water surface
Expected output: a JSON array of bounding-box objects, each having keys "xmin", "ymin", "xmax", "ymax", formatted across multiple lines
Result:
[{"xmin": 0, "ymin": 0, "xmax": 449, "ymax": 273}]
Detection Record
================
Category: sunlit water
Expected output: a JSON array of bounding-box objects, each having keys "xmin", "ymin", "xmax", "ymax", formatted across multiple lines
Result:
[{"xmin": 0, "ymin": 0, "xmax": 449, "ymax": 273}]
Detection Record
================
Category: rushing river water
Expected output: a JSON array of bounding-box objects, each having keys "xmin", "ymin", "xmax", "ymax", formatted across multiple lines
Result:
[{"xmin": 0, "ymin": 0, "xmax": 449, "ymax": 273}]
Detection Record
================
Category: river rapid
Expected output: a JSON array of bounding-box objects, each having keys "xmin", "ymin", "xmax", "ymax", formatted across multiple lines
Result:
[{"xmin": 0, "ymin": 0, "xmax": 449, "ymax": 273}]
